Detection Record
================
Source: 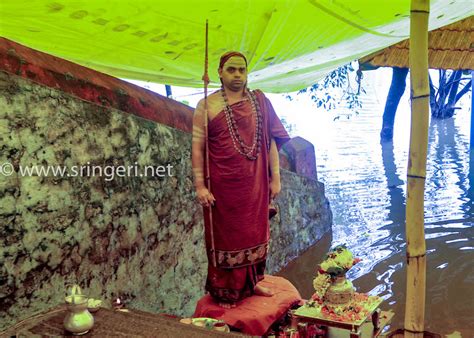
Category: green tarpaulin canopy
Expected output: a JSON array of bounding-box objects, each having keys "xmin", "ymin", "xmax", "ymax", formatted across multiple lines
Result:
[{"xmin": 0, "ymin": 0, "xmax": 472, "ymax": 92}]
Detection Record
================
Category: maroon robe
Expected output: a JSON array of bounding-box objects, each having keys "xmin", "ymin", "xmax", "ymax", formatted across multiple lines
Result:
[{"xmin": 204, "ymin": 90, "xmax": 290, "ymax": 302}]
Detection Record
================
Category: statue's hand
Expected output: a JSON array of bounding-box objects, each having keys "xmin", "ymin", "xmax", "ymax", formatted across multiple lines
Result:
[
  {"xmin": 269, "ymin": 178, "xmax": 281, "ymax": 200},
  {"xmin": 196, "ymin": 187, "xmax": 216, "ymax": 207}
]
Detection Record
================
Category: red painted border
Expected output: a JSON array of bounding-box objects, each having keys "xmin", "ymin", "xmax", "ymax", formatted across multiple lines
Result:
[{"xmin": 0, "ymin": 37, "xmax": 192, "ymax": 133}]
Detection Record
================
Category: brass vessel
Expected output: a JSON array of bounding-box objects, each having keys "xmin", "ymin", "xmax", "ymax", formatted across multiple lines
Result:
[{"xmin": 64, "ymin": 292, "xmax": 94, "ymax": 335}]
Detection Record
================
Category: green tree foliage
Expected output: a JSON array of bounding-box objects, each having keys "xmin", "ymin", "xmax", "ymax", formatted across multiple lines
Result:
[{"xmin": 287, "ymin": 62, "xmax": 365, "ymax": 119}]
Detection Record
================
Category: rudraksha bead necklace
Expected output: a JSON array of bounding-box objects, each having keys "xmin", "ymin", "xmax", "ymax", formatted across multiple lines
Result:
[{"xmin": 221, "ymin": 88, "xmax": 263, "ymax": 160}]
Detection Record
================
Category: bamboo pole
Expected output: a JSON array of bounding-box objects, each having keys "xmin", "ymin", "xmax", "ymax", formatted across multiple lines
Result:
[
  {"xmin": 404, "ymin": 0, "xmax": 429, "ymax": 337},
  {"xmin": 469, "ymin": 70, "xmax": 474, "ymax": 188}
]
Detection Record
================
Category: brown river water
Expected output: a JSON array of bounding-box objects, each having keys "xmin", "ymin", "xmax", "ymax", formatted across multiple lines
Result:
[{"xmin": 272, "ymin": 70, "xmax": 474, "ymax": 336}]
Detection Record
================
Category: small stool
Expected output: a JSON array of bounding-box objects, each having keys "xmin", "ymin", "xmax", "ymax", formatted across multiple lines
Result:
[
  {"xmin": 193, "ymin": 275, "xmax": 302, "ymax": 336},
  {"xmin": 293, "ymin": 301, "xmax": 394, "ymax": 338}
]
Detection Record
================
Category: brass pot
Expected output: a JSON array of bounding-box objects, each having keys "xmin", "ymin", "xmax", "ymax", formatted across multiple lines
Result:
[{"xmin": 64, "ymin": 295, "xmax": 94, "ymax": 335}]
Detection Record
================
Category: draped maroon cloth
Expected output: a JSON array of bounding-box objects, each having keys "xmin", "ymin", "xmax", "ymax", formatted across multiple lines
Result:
[
  {"xmin": 203, "ymin": 90, "xmax": 290, "ymax": 302},
  {"xmin": 194, "ymin": 275, "xmax": 302, "ymax": 336}
]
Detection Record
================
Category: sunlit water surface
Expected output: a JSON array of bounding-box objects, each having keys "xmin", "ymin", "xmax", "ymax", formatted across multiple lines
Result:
[{"xmin": 271, "ymin": 69, "xmax": 473, "ymax": 336}]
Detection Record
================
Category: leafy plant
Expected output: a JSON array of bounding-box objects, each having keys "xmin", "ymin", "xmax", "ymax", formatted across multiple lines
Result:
[{"xmin": 287, "ymin": 62, "xmax": 366, "ymax": 118}]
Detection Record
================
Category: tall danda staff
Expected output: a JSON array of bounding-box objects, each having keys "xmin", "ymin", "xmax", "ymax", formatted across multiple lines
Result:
[{"xmin": 202, "ymin": 19, "xmax": 217, "ymax": 267}]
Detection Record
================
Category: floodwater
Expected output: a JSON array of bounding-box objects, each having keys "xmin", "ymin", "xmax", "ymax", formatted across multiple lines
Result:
[
  {"xmin": 131, "ymin": 70, "xmax": 473, "ymax": 335},
  {"xmin": 274, "ymin": 69, "xmax": 474, "ymax": 336}
]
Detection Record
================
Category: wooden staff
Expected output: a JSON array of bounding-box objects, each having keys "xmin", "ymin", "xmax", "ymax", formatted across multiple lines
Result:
[
  {"xmin": 405, "ymin": 0, "xmax": 429, "ymax": 336},
  {"xmin": 202, "ymin": 19, "xmax": 216, "ymax": 267}
]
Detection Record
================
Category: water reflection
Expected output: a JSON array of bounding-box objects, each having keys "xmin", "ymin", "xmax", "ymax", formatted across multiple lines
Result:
[
  {"xmin": 276, "ymin": 78, "xmax": 473, "ymax": 335},
  {"xmin": 381, "ymin": 140, "xmax": 405, "ymax": 226}
]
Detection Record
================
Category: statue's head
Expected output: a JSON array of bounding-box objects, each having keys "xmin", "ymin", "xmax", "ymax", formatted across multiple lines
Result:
[{"xmin": 218, "ymin": 51, "xmax": 248, "ymax": 92}]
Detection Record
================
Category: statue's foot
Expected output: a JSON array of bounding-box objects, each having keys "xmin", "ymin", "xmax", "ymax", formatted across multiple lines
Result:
[
  {"xmin": 254, "ymin": 284, "xmax": 273, "ymax": 297},
  {"xmin": 218, "ymin": 302, "xmax": 236, "ymax": 309}
]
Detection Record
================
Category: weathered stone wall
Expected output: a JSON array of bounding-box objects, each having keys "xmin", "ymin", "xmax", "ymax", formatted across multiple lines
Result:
[
  {"xmin": 267, "ymin": 171, "xmax": 331, "ymax": 273},
  {"xmin": 0, "ymin": 70, "xmax": 331, "ymax": 331}
]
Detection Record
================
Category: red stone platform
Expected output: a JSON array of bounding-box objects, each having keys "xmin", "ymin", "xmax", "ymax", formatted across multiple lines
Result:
[{"xmin": 193, "ymin": 275, "xmax": 302, "ymax": 336}]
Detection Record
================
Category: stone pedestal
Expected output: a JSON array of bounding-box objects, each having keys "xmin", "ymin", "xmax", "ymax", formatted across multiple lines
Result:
[{"xmin": 282, "ymin": 136, "xmax": 318, "ymax": 180}]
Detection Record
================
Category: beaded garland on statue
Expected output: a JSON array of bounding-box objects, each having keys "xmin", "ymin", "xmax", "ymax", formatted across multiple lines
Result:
[{"xmin": 221, "ymin": 88, "xmax": 263, "ymax": 160}]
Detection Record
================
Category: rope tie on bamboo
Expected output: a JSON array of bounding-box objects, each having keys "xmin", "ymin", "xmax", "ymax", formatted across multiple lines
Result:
[
  {"xmin": 411, "ymin": 94, "xmax": 430, "ymax": 99},
  {"xmin": 407, "ymin": 174, "xmax": 426, "ymax": 180},
  {"xmin": 407, "ymin": 252, "xmax": 426, "ymax": 259},
  {"xmin": 405, "ymin": 328, "xmax": 426, "ymax": 334}
]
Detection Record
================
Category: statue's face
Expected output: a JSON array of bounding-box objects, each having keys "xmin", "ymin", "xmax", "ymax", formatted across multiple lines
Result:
[{"xmin": 218, "ymin": 56, "xmax": 247, "ymax": 92}]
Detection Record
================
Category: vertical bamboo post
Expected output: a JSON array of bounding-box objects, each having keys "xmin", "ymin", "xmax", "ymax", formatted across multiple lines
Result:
[
  {"xmin": 469, "ymin": 70, "xmax": 474, "ymax": 189},
  {"xmin": 405, "ymin": 0, "xmax": 430, "ymax": 337}
]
